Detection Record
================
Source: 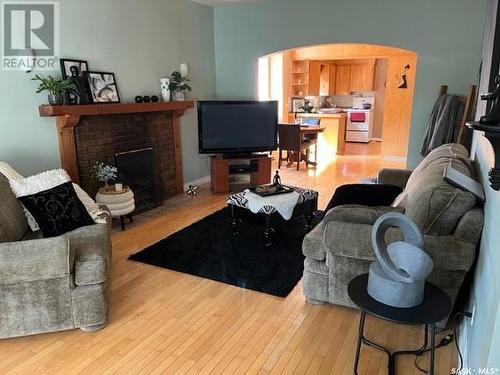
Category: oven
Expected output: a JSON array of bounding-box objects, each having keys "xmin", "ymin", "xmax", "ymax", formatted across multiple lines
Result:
[{"xmin": 346, "ymin": 109, "xmax": 373, "ymax": 143}]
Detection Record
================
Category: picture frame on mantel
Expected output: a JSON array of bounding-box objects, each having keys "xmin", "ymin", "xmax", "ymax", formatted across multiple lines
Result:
[
  {"xmin": 60, "ymin": 58, "xmax": 90, "ymax": 105},
  {"xmin": 84, "ymin": 71, "xmax": 121, "ymax": 104},
  {"xmin": 60, "ymin": 58, "xmax": 88, "ymax": 80}
]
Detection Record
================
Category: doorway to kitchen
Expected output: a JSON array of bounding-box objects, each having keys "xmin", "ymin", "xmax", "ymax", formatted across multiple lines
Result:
[{"xmin": 257, "ymin": 43, "xmax": 418, "ymax": 172}]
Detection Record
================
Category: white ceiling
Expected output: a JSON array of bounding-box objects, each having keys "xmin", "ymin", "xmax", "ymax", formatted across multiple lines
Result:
[{"xmin": 189, "ymin": 0, "xmax": 263, "ymax": 7}]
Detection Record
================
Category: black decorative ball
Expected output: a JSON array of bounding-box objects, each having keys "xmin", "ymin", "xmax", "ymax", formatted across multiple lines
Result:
[
  {"xmin": 135, "ymin": 95, "xmax": 143, "ymax": 103},
  {"xmin": 151, "ymin": 95, "xmax": 159, "ymax": 103},
  {"xmin": 143, "ymin": 95, "xmax": 151, "ymax": 103}
]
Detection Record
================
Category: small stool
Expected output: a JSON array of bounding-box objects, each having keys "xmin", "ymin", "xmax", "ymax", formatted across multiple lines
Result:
[
  {"xmin": 96, "ymin": 186, "xmax": 135, "ymax": 230},
  {"xmin": 348, "ymin": 274, "xmax": 451, "ymax": 375}
]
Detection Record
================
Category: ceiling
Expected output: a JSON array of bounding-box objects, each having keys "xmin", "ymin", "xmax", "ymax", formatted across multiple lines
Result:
[{"xmin": 189, "ymin": 0, "xmax": 263, "ymax": 7}]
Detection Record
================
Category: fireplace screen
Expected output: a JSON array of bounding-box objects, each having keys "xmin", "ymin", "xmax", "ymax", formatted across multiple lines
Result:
[{"xmin": 114, "ymin": 148, "xmax": 161, "ymax": 212}]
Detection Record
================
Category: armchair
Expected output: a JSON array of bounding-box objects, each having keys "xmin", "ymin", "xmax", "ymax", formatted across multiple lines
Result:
[
  {"xmin": 302, "ymin": 144, "xmax": 484, "ymax": 314},
  {"xmin": 0, "ymin": 170, "xmax": 112, "ymax": 339}
]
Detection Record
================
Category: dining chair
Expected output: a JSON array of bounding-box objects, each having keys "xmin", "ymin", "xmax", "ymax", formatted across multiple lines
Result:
[
  {"xmin": 300, "ymin": 118, "xmax": 321, "ymax": 163},
  {"xmin": 278, "ymin": 124, "xmax": 312, "ymax": 170}
]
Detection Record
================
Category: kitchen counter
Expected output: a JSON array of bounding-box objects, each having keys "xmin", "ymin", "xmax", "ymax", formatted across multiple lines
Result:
[
  {"xmin": 291, "ymin": 112, "xmax": 347, "ymax": 119},
  {"xmin": 287, "ymin": 112, "xmax": 347, "ymax": 155}
]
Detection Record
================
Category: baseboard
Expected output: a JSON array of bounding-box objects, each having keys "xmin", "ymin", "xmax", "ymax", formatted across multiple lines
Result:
[
  {"xmin": 382, "ymin": 155, "xmax": 407, "ymax": 162},
  {"xmin": 183, "ymin": 175, "xmax": 210, "ymax": 191},
  {"xmin": 458, "ymin": 318, "xmax": 469, "ymax": 370}
]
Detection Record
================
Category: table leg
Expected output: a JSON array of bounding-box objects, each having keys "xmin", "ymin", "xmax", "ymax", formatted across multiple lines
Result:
[
  {"xmin": 264, "ymin": 215, "xmax": 272, "ymax": 246},
  {"xmin": 231, "ymin": 205, "xmax": 239, "ymax": 236},
  {"xmin": 354, "ymin": 310, "xmax": 366, "ymax": 375},
  {"xmin": 120, "ymin": 216, "xmax": 125, "ymax": 231},
  {"xmin": 430, "ymin": 324, "xmax": 436, "ymax": 375}
]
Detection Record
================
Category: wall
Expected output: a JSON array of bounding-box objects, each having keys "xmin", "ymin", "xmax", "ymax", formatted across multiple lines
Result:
[
  {"xmin": 0, "ymin": 0, "xmax": 216, "ymax": 183},
  {"xmin": 214, "ymin": 0, "xmax": 487, "ymax": 167},
  {"xmin": 464, "ymin": 0, "xmax": 500, "ymax": 369}
]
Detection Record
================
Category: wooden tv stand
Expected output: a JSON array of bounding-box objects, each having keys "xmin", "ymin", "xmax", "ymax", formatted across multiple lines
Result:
[{"xmin": 210, "ymin": 154, "xmax": 272, "ymax": 193}]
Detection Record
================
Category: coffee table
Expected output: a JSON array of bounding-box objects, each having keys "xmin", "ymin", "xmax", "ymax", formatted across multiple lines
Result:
[{"xmin": 226, "ymin": 187, "xmax": 318, "ymax": 246}]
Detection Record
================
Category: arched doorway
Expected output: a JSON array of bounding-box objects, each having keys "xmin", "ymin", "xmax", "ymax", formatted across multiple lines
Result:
[{"xmin": 257, "ymin": 43, "xmax": 418, "ymax": 161}]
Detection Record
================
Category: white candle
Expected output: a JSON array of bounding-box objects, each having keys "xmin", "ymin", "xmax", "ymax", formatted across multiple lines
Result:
[
  {"xmin": 180, "ymin": 63, "xmax": 189, "ymax": 78},
  {"xmin": 115, "ymin": 183, "xmax": 123, "ymax": 192}
]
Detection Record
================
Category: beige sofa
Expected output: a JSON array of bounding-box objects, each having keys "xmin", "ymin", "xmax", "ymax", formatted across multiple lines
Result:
[{"xmin": 302, "ymin": 144, "xmax": 484, "ymax": 312}]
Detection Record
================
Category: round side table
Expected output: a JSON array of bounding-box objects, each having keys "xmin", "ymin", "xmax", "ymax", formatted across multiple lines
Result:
[
  {"xmin": 348, "ymin": 274, "xmax": 451, "ymax": 375},
  {"xmin": 96, "ymin": 186, "xmax": 135, "ymax": 230}
]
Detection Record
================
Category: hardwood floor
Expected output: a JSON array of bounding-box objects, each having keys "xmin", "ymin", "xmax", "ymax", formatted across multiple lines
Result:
[{"xmin": 0, "ymin": 143, "xmax": 456, "ymax": 374}]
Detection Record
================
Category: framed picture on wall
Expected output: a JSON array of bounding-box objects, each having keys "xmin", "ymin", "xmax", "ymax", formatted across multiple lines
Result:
[
  {"xmin": 60, "ymin": 58, "xmax": 88, "ymax": 79},
  {"xmin": 84, "ymin": 71, "xmax": 121, "ymax": 103}
]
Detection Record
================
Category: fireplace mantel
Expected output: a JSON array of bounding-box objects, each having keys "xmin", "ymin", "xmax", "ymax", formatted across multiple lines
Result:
[{"xmin": 39, "ymin": 101, "xmax": 194, "ymax": 193}]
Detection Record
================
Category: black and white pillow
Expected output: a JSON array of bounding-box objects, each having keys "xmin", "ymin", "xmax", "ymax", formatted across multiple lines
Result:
[
  {"xmin": 9, "ymin": 169, "xmax": 97, "ymax": 237},
  {"xmin": 17, "ymin": 181, "xmax": 95, "ymax": 238}
]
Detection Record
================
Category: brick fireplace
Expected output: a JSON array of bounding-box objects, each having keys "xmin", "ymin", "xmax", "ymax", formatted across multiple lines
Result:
[
  {"xmin": 39, "ymin": 101, "xmax": 194, "ymax": 209},
  {"xmin": 74, "ymin": 112, "xmax": 177, "ymax": 206}
]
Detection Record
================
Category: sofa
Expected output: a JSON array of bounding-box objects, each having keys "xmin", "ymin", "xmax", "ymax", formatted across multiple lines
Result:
[
  {"xmin": 302, "ymin": 144, "xmax": 484, "ymax": 312},
  {"xmin": 0, "ymin": 169, "xmax": 112, "ymax": 339}
]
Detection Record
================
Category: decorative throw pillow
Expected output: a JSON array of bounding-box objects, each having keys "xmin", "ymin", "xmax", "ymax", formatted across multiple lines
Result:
[
  {"xmin": 17, "ymin": 181, "xmax": 95, "ymax": 237},
  {"xmin": 9, "ymin": 168, "xmax": 100, "ymax": 231}
]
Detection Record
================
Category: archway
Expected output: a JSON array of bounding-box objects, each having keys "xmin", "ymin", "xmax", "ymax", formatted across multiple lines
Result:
[{"xmin": 257, "ymin": 43, "xmax": 418, "ymax": 161}]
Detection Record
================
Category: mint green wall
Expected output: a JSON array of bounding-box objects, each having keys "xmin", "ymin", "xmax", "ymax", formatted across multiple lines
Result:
[
  {"xmin": 213, "ymin": 0, "xmax": 487, "ymax": 167},
  {"xmin": 0, "ymin": 0, "xmax": 215, "ymax": 183}
]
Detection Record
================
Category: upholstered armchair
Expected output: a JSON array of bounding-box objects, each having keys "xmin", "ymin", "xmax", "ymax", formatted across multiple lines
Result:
[
  {"xmin": 302, "ymin": 144, "xmax": 484, "ymax": 314},
  {"xmin": 0, "ymin": 169, "xmax": 112, "ymax": 339}
]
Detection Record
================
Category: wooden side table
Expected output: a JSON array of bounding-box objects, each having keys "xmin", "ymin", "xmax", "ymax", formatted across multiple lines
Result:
[
  {"xmin": 348, "ymin": 274, "xmax": 452, "ymax": 375},
  {"xmin": 95, "ymin": 186, "xmax": 135, "ymax": 230}
]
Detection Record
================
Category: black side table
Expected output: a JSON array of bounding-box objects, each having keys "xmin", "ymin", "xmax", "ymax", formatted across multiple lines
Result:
[{"xmin": 348, "ymin": 274, "xmax": 452, "ymax": 375}]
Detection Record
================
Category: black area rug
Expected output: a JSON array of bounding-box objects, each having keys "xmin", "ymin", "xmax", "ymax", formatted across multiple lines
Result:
[{"xmin": 128, "ymin": 207, "xmax": 322, "ymax": 297}]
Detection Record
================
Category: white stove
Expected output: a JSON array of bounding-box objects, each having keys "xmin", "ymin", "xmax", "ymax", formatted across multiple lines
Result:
[{"xmin": 346, "ymin": 98, "xmax": 375, "ymax": 143}]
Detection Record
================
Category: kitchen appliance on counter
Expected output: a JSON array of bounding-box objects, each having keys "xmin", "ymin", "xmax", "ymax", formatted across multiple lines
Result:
[{"xmin": 346, "ymin": 97, "xmax": 375, "ymax": 143}]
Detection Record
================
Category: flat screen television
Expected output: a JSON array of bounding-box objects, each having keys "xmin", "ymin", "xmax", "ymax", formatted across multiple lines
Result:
[{"xmin": 198, "ymin": 100, "xmax": 278, "ymax": 154}]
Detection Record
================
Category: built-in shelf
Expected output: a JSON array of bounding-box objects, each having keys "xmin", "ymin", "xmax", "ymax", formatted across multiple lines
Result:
[
  {"xmin": 467, "ymin": 121, "xmax": 500, "ymax": 191},
  {"xmin": 39, "ymin": 101, "xmax": 194, "ymax": 117}
]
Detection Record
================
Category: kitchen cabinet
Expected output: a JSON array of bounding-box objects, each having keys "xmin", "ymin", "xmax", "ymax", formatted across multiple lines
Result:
[
  {"xmin": 308, "ymin": 61, "xmax": 321, "ymax": 95},
  {"xmin": 296, "ymin": 113, "xmax": 347, "ymax": 155},
  {"xmin": 329, "ymin": 65, "xmax": 337, "ymax": 94},
  {"xmin": 350, "ymin": 63, "xmax": 375, "ymax": 91},
  {"xmin": 335, "ymin": 65, "xmax": 351, "ymax": 95},
  {"xmin": 319, "ymin": 63, "xmax": 330, "ymax": 96}
]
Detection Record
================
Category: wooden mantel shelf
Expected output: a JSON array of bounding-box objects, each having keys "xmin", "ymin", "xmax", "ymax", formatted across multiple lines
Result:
[
  {"xmin": 39, "ymin": 101, "xmax": 194, "ymax": 117},
  {"xmin": 39, "ymin": 101, "xmax": 194, "ymax": 193}
]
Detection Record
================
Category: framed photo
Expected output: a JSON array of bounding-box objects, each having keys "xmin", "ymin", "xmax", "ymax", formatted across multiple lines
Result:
[
  {"xmin": 60, "ymin": 58, "xmax": 88, "ymax": 79},
  {"xmin": 84, "ymin": 71, "xmax": 120, "ymax": 103},
  {"xmin": 290, "ymin": 96, "xmax": 305, "ymax": 112}
]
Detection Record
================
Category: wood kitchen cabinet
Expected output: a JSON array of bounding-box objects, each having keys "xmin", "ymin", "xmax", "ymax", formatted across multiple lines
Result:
[
  {"xmin": 329, "ymin": 65, "xmax": 337, "ymax": 94},
  {"xmin": 350, "ymin": 63, "xmax": 375, "ymax": 91},
  {"xmin": 308, "ymin": 61, "xmax": 321, "ymax": 95},
  {"xmin": 335, "ymin": 65, "xmax": 351, "ymax": 95},
  {"xmin": 332, "ymin": 60, "xmax": 375, "ymax": 94},
  {"xmin": 319, "ymin": 63, "xmax": 331, "ymax": 96}
]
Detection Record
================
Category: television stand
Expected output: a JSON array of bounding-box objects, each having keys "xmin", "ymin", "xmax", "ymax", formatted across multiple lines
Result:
[{"xmin": 210, "ymin": 154, "xmax": 272, "ymax": 193}]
